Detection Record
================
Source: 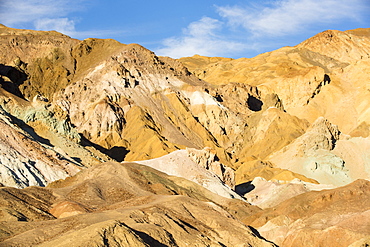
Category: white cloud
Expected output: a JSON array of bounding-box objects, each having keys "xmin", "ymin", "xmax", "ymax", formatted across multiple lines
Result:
[
  {"xmin": 34, "ymin": 18, "xmax": 76, "ymax": 35},
  {"xmin": 0, "ymin": 0, "xmax": 79, "ymax": 26},
  {"xmin": 0, "ymin": 0, "xmax": 82, "ymax": 36},
  {"xmin": 0, "ymin": 0, "xmax": 121, "ymax": 39},
  {"xmin": 156, "ymin": 17, "xmax": 245, "ymax": 58},
  {"xmin": 217, "ymin": 0, "xmax": 368, "ymax": 37},
  {"xmin": 157, "ymin": 0, "xmax": 369, "ymax": 58}
]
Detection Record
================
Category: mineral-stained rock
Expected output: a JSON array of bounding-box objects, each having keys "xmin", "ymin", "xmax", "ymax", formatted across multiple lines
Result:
[
  {"xmin": 269, "ymin": 117, "xmax": 370, "ymax": 186},
  {"xmin": 0, "ymin": 103, "xmax": 81, "ymax": 188},
  {"xmin": 0, "ymin": 87, "xmax": 110, "ymax": 188}
]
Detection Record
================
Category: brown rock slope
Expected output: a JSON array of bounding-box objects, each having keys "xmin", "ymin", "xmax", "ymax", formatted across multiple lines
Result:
[
  {"xmin": 243, "ymin": 179, "xmax": 370, "ymax": 247},
  {"xmin": 0, "ymin": 162, "xmax": 275, "ymax": 247}
]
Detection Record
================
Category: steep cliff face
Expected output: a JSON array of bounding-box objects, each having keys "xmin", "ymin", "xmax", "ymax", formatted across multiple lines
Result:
[{"xmin": 53, "ymin": 42, "xmax": 210, "ymax": 160}]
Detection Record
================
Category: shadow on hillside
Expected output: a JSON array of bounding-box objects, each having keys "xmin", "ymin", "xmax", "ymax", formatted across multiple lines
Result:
[
  {"xmin": 235, "ymin": 181, "xmax": 255, "ymax": 196},
  {"xmin": 80, "ymin": 136, "xmax": 129, "ymax": 162},
  {"xmin": 247, "ymin": 95, "xmax": 263, "ymax": 111},
  {"xmin": 0, "ymin": 64, "xmax": 27, "ymax": 99},
  {"xmin": 248, "ymin": 226, "xmax": 277, "ymax": 245},
  {"xmin": 0, "ymin": 109, "xmax": 53, "ymax": 147},
  {"xmin": 133, "ymin": 229, "xmax": 168, "ymax": 247}
]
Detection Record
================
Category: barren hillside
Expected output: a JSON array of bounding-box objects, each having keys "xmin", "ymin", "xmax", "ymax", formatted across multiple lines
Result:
[{"xmin": 0, "ymin": 25, "xmax": 369, "ymax": 246}]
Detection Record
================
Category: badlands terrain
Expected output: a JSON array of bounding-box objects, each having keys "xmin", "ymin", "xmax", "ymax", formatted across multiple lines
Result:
[{"xmin": 0, "ymin": 24, "xmax": 369, "ymax": 246}]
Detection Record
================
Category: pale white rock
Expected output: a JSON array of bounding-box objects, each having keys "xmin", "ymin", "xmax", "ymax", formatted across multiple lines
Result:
[
  {"xmin": 0, "ymin": 143, "xmax": 71, "ymax": 188},
  {"xmin": 241, "ymin": 177, "xmax": 335, "ymax": 209},
  {"xmin": 130, "ymin": 149, "xmax": 243, "ymax": 200},
  {"xmin": 183, "ymin": 90, "xmax": 221, "ymax": 107},
  {"xmin": 186, "ymin": 147, "xmax": 235, "ymax": 189}
]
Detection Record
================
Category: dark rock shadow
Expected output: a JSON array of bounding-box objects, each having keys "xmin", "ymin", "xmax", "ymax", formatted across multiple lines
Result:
[
  {"xmin": 235, "ymin": 181, "xmax": 255, "ymax": 196},
  {"xmin": 133, "ymin": 230, "xmax": 168, "ymax": 247},
  {"xmin": 247, "ymin": 95, "xmax": 263, "ymax": 111},
  {"xmin": 80, "ymin": 136, "xmax": 129, "ymax": 162},
  {"xmin": 324, "ymin": 74, "xmax": 331, "ymax": 85},
  {"xmin": 71, "ymin": 157, "xmax": 82, "ymax": 163},
  {"xmin": 0, "ymin": 64, "xmax": 27, "ymax": 99},
  {"xmin": 0, "ymin": 109, "xmax": 53, "ymax": 147},
  {"xmin": 248, "ymin": 226, "xmax": 278, "ymax": 246}
]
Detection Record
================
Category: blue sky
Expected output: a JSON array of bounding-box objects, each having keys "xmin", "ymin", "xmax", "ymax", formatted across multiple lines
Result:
[{"xmin": 0, "ymin": 0, "xmax": 369, "ymax": 58}]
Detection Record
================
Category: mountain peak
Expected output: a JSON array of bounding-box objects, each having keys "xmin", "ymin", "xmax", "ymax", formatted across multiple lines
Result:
[{"xmin": 297, "ymin": 28, "xmax": 370, "ymax": 62}]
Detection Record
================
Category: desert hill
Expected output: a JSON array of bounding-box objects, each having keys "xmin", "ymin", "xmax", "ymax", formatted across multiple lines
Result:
[
  {"xmin": 244, "ymin": 179, "xmax": 370, "ymax": 247},
  {"xmin": 0, "ymin": 162, "xmax": 273, "ymax": 246},
  {"xmin": 0, "ymin": 24, "xmax": 370, "ymax": 246}
]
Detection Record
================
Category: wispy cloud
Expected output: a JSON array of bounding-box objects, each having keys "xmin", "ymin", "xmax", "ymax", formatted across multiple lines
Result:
[
  {"xmin": 34, "ymin": 18, "xmax": 76, "ymax": 35},
  {"xmin": 0, "ymin": 0, "xmax": 79, "ymax": 26},
  {"xmin": 157, "ymin": 0, "xmax": 368, "ymax": 58},
  {"xmin": 0, "ymin": 0, "xmax": 119, "ymax": 38},
  {"xmin": 155, "ymin": 17, "xmax": 245, "ymax": 58},
  {"xmin": 217, "ymin": 0, "xmax": 368, "ymax": 37}
]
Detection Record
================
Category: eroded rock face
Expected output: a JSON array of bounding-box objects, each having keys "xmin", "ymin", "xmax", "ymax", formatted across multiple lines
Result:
[
  {"xmin": 0, "ymin": 104, "xmax": 81, "ymax": 188},
  {"xmin": 179, "ymin": 28, "xmax": 370, "ymax": 134},
  {"xmin": 302, "ymin": 117, "xmax": 341, "ymax": 152},
  {"xmin": 187, "ymin": 147, "xmax": 235, "ymax": 190},
  {"xmin": 269, "ymin": 117, "xmax": 370, "ymax": 186}
]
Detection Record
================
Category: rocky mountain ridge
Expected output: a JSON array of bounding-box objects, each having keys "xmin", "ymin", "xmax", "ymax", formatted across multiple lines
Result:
[{"xmin": 0, "ymin": 24, "xmax": 370, "ymax": 246}]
